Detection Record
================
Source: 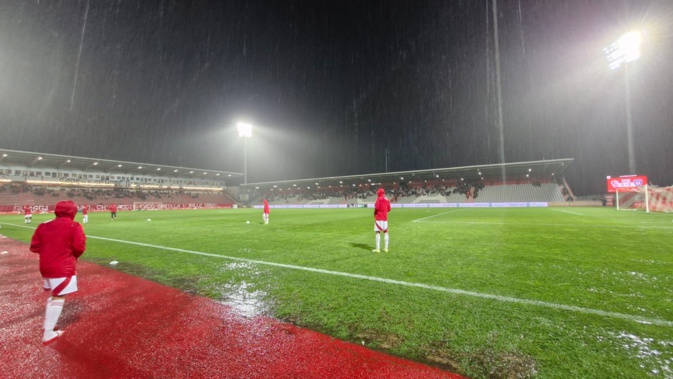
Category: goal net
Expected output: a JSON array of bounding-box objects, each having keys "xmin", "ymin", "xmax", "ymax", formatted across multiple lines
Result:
[
  {"xmin": 615, "ymin": 185, "xmax": 673, "ymax": 213},
  {"xmin": 132, "ymin": 202, "xmax": 164, "ymax": 211}
]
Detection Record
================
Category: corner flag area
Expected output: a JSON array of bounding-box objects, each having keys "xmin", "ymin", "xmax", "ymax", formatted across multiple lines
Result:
[{"xmin": 0, "ymin": 235, "xmax": 464, "ymax": 379}]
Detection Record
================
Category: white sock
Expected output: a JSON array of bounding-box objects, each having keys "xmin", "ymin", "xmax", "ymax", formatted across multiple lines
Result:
[
  {"xmin": 375, "ymin": 233, "xmax": 380, "ymax": 250},
  {"xmin": 43, "ymin": 297, "xmax": 64, "ymax": 338},
  {"xmin": 384, "ymin": 233, "xmax": 389, "ymax": 250}
]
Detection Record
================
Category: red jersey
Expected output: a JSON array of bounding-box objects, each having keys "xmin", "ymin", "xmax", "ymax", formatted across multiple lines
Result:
[
  {"xmin": 30, "ymin": 201, "xmax": 86, "ymax": 278},
  {"xmin": 263, "ymin": 199, "xmax": 270, "ymax": 214},
  {"xmin": 24, "ymin": 206, "xmax": 32, "ymax": 215},
  {"xmin": 82, "ymin": 205, "xmax": 88, "ymax": 215},
  {"xmin": 109, "ymin": 204, "xmax": 117, "ymax": 212},
  {"xmin": 374, "ymin": 189, "xmax": 391, "ymax": 221}
]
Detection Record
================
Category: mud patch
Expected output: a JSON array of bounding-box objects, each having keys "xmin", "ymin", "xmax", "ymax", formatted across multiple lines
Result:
[
  {"xmin": 351, "ymin": 328, "xmax": 404, "ymax": 349},
  {"xmin": 421, "ymin": 340, "xmax": 537, "ymax": 379}
]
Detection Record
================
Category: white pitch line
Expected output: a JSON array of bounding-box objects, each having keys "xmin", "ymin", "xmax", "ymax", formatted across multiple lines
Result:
[
  {"xmin": 411, "ymin": 210, "xmax": 461, "ymax": 222},
  {"xmin": 3, "ymin": 222, "xmax": 672, "ymax": 327},
  {"xmin": 552, "ymin": 209, "xmax": 584, "ymax": 216},
  {"xmin": 411, "ymin": 221, "xmax": 673, "ymax": 229}
]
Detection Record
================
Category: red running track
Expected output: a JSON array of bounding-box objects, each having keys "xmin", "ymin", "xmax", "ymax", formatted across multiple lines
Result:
[{"xmin": 0, "ymin": 235, "xmax": 466, "ymax": 379}]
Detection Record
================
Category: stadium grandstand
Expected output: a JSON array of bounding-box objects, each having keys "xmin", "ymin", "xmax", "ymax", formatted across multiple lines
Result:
[
  {"xmin": 1, "ymin": 149, "xmax": 582, "ymax": 212},
  {"xmin": 0, "ymin": 149, "xmax": 241, "ymax": 213},
  {"xmin": 243, "ymin": 158, "xmax": 579, "ymax": 207}
]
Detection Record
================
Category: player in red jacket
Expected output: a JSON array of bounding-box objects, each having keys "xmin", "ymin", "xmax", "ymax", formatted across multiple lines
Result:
[
  {"xmin": 82, "ymin": 204, "xmax": 89, "ymax": 224},
  {"xmin": 109, "ymin": 203, "xmax": 117, "ymax": 220},
  {"xmin": 263, "ymin": 199, "xmax": 270, "ymax": 224},
  {"xmin": 373, "ymin": 188, "xmax": 391, "ymax": 253},
  {"xmin": 30, "ymin": 200, "xmax": 86, "ymax": 344},
  {"xmin": 23, "ymin": 205, "xmax": 32, "ymax": 224}
]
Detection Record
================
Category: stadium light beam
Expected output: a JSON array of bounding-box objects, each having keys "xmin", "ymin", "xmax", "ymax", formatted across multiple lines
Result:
[
  {"xmin": 237, "ymin": 122, "xmax": 253, "ymax": 185},
  {"xmin": 604, "ymin": 30, "xmax": 642, "ymax": 175}
]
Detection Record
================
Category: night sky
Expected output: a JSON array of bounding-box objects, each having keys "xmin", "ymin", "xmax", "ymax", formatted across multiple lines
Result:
[{"xmin": 1, "ymin": 0, "xmax": 672, "ymax": 195}]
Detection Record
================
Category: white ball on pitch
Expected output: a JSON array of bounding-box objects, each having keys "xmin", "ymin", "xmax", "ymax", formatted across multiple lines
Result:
[
  {"xmin": 246, "ymin": 221, "xmax": 250, "ymax": 224},
  {"xmin": 147, "ymin": 218, "xmax": 151, "ymax": 221},
  {"xmin": 110, "ymin": 260, "xmax": 119, "ymax": 265}
]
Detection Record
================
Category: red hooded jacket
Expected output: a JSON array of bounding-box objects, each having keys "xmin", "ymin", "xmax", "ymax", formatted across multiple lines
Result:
[
  {"xmin": 263, "ymin": 199, "xmax": 270, "ymax": 214},
  {"xmin": 374, "ymin": 188, "xmax": 391, "ymax": 221},
  {"xmin": 30, "ymin": 201, "xmax": 86, "ymax": 278}
]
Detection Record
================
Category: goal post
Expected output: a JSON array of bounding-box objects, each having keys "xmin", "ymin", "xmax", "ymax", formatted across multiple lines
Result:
[
  {"xmin": 132, "ymin": 202, "xmax": 164, "ymax": 211},
  {"xmin": 615, "ymin": 184, "xmax": 673, "ymax": 213}
]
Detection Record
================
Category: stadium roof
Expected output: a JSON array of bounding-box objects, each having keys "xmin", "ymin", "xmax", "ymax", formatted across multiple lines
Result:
[
  {"xmin": 0, "ymin": 149, "xmax": 243, "ymax": 180},
  {"xmin": 244, "ymin": 159, "xmax": 574, "ymax": 190}
]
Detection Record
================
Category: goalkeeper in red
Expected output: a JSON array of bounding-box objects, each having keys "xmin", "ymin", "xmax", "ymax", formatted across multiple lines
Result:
[{"xmin": 373, "ymin": 188, "xmax": 391, "ymax": 253}]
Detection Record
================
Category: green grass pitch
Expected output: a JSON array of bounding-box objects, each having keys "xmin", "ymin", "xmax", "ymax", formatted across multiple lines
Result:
[{"xmin": 2, "ymin": 207, "xmax": 672, "ymax": 378}]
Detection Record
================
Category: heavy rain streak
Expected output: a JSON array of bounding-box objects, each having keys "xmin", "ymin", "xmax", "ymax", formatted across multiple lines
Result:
[{"xmin": 1, "ymin": 0, "xmax": 672, "ymax": 195}]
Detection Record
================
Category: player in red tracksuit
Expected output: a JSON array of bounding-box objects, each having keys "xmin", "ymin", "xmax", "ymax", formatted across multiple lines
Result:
[
  {"xmin": 24, "ymin": 205, "xmax": 32, "ymax": 224},
  {"xmin": 30, "ymin": 200, "xmax": 86, "ymax": 344},
  {"xmin": 109, "ymin": 203, "xmax": 117, "ymax": 220},
  {"xmin": 373, "ymin": 188, "xmax": 391, "ymax": 253},
  {"xmin": 263, "ymin": 199, "xmax": 270, "ymax": 224}
]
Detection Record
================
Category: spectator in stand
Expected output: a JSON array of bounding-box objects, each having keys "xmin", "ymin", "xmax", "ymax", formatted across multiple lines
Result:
[
  {"xmin": 108, "ymin": 203, "xmax": 117, "ymax": 220},
  {"xmin": 82, "ymin": 204, "xmax": 89, "ymax": 224},
  {"xmin": 263, "ymin": 199, "xmax": 270, "ymax": 224},
  {"xmin": 29, "ymin": 200, "xmax": 86, "ymax": 344},
  {"xmin": 372, "ymin": 188, "xmax": 391, "ymax": 253},
  {"xmin": 24, "ymin": 205, "xmax": 32, "ymax": 224}
]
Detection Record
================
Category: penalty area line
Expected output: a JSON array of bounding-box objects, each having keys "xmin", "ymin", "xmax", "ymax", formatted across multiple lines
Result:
[
  {"xmin": 411, "ymin": 210, "xmax": 461, "ymax": 222},
  {"xmin": 4, "ymin": 222, "xmax": 672, "ymax": 327},
  {"xmin": 551, "ymin": 209, "xmax": 584, "ymax": 216}
]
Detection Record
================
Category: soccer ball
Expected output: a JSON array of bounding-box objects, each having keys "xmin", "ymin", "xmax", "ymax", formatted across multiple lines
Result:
[
  {"xmin": 246, "ymin": 221, "xmax": 250, "ymax": 224},
  {"xmin": 147, "ymin": 218, "xmax": 151, "ymax": 222}
]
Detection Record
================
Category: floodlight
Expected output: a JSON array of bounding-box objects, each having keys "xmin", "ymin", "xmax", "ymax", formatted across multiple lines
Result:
[
  {"xmin": 237, "ymin": 122, "xmax": 252, "ymax": 138},
  {"xmin": 605, "ymin": 31, "xmax": 641, "ymax": 70}
]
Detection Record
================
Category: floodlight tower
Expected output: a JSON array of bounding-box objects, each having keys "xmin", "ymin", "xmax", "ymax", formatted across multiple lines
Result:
[
  {"xmin": 604, "ymin": 30, "xmax": 642, "ymax": 175},
  {"xmin": 237, "ymin": 122, "xmax": 252, "ymax": 185}
]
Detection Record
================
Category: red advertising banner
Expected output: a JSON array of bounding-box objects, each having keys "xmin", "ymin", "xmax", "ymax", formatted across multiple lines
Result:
[
  {"xmin": 0, "ymin": 203, "xmax": 233, "ymax": 214},
  {"xmin": 606, "ymin": 175, "xmax": 648, "ymax": 193}
]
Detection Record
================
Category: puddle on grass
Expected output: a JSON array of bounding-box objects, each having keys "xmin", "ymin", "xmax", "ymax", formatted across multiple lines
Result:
[
  {"xmin": 212, "ymin": 262, "xmax": 273, "ymax": 319},
  {"xmin": 605, "ymin": 331, "xmax": 673, "ymax": 377},
  {"xmin": 87, "ymin": 258, "xmax": 273, "ymax": 318}
]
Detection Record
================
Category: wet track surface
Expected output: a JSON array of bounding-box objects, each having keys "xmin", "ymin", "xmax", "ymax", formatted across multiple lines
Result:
[{"xmin": 0, "ymin": 235, "xmax": 465, "ymax": 379}]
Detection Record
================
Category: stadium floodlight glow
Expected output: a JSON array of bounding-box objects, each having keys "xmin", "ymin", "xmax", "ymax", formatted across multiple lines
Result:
[
  {"xmin": 174, "ymin": 169, "xmax": 178, "ymax": 172},
  {"xmin": 157, "ymin": 168, "xmax": 161, "ymax": 171},
  {"xmin": 237, "ymin": 122, "xmax": 252, "ymax": 138},
  {"xmin": 237, "ymin": 122, "xmax": 253, "ymax": 185},
  {"xmin": 118, "ymin": 164, "xmax": 122, "ymax": 167},
  {"xmin": 138, "ymin": 166, "xmax": 142, "ymax": 169},
  {"xmin": 605, "ymin": 30, "xmax": 642, "ymax": 174},
  {"xmin": 604, "ymin": 31, "xmax": 641, "ymax": 70}
]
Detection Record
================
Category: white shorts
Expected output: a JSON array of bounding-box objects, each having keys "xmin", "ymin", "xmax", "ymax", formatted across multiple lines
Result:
[
  {"xmin": 43, "ymin": 276, "xmax": 78, "ymax": 296},
  {"xmin": 25, "ymin": 214, "xmax": 32, "ymax": 218},
  {"xmin": 374, "ymin": 220, "xmax": 388, "ymax": 233}
]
